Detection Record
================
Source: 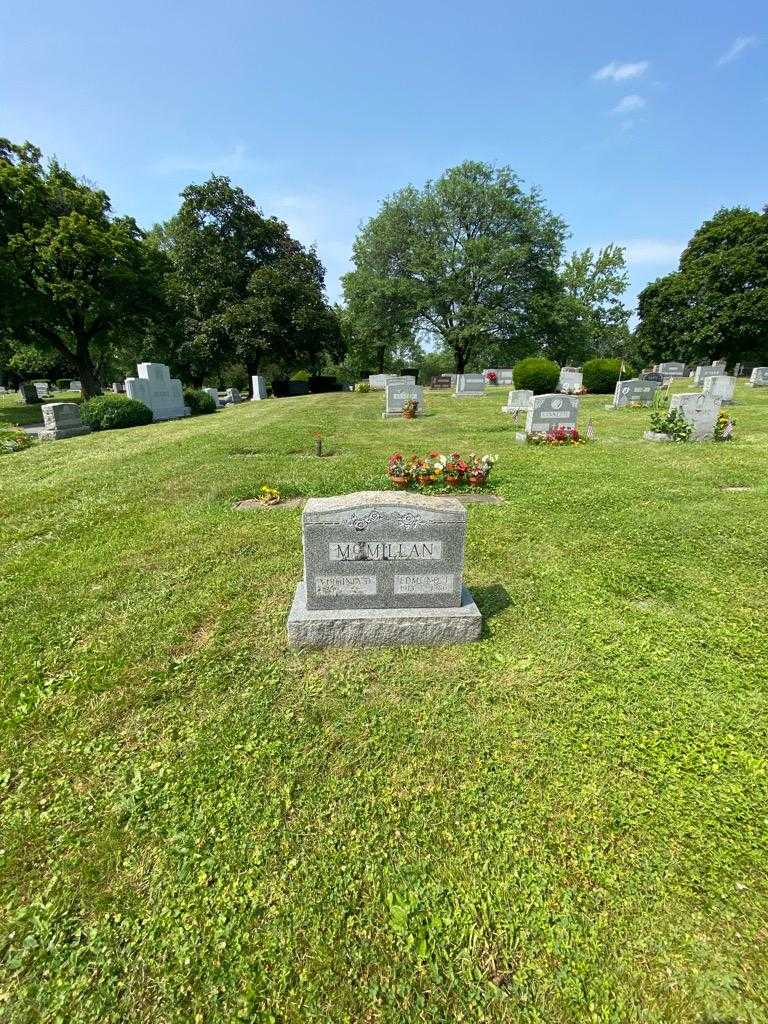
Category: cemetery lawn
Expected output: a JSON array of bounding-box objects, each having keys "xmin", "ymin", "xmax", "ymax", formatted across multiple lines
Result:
[
  {"xmin": 0, "ymin": 391, "xmax": 83, "ymax": 427},
  {"xmin": 2, "ymin": 382, "xmax": 768, "ymax": 1024}
]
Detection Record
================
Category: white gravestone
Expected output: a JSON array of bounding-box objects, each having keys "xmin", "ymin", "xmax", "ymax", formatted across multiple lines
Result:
[
  {"xmin": 33, "ymin": 382, "xmax": 50, "ymax": 399},
  {"xmin": 657, "ymin": 361, "xmax": 687, "ymax": 379},
  {"xmin": 501, "ymin": 389, "xmax": 533, "ymax": 414},
  {"xmin": 693, "ymin": 365, "xmax": 721, "ymax": 386},
  {"xmin": 369, "ymin": 374, "xmax": 415, "ymax": 391},
  {"xmin": 68, "ymin": 380, "xmax": 82, "ymax": 391},
  {"xmin": 749, "ymin": 367, "xmax": 768, "ymax": 387},
  {"xmin": 40, "ymin": 403, "xmax": 92, "ymax": 441},
  {"xmin": 251, "ymin": 375, "xmax": 267, "ymax": 400},
  {"xmin": 287, "ymin": 492, "xmax": 482, "ymax": 648},
  {"xmin": 383, "ymin": 383, "xmax": 424, "ymax": 418},
  {"xmin": 703, "ymin": 375, "xmax": 735, "ymax": 404},
  {"xmin": 112, "ymin": 382, "xmax": 125, "ymax": 394},
  {"xmin": 558, "ymin": 368, "xmax": 583, "ymax": 393},
  {"xmin": 612, "ymin": 378, "xmax": 660, "ymax": 408},
  {"xmin": 125, "ymin": 363, "xmax": 189, "ymax": 421},
  {"xmin": 202, "ymin": 387, "xmax": 221, "ymax": 408},
  {"xmin": 669, "ymin": 393, "xmax": 721, "ymax": 440},
  {"xmin": 224, "ymin": 387, "xmax": 242, "ymax": 405},
  {"xmin": 453, "ymin": 374, "xmax": 485, "ymax": 398}
]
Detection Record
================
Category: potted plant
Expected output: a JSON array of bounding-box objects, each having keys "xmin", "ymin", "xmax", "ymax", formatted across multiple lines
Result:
[
  {"xmin": 387, "ymin": 452, "xmax": 410, "ymax": 488},
  {"xmin": 402, "ymin": 398, "xmax": 419, "ymax": 420},
  {"xmin": 444, "ymin": 452, "xmax": 468, "ymax": 486}
]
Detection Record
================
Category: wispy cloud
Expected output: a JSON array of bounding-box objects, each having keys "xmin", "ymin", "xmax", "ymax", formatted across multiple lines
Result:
[
  {"xmin": 716, "ymin": 35, "xmax": 759, "ymax": 66},
  {"xmin": 621, "ymin": 239, "xmax": 683, "ymax": 264},
  {"xmin": 151, "ymin": 144, "xmax": 272, "ymax": 177},
  {"xmin": 593, "ymin": 60, "xmax": 649, "ymax": 82},
  {"xmin": 611, "ymin": 94, "xmax": 646, "ymax": 116}
]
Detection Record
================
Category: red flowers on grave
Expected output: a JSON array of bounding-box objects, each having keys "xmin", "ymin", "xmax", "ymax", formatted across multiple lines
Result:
[
  {"xmin": 484, "ymin": 370, "xmax": 498, "ymax": 385},
  {"xmin": 387, "ymin": 451, "xmax": 497, "ymax": 488},
  {"xmin": 528, "ymin": 425, "xmax": 583, "ymax": 445}
]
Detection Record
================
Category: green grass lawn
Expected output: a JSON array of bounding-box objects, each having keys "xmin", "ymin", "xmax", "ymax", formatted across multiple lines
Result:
[{"xmin": 1, "ymin": 384, "xmax": 767, "ymax": 1023}]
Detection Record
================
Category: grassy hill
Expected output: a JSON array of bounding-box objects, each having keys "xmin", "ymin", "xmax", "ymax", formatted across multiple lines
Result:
[{"xmin": 1, "ymin": 384, "xmax": 767, "ymax": 1022}]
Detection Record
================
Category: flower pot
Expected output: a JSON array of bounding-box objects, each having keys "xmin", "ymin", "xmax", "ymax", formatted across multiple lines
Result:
[
  {"xmin": 445, "ymin": 475, "xmax": 462, "ymax": 487},
  {"xmin": 416, "ymin": 475, "xmax": 432, "ymax": 488},
  {"xmin": 389, "ymin": 475, "xmax": 410, "ymax": 489},
  {"xmin": 468, "ymin": 472, "xmax": 487, "ymax": 487},
  {"xmin": 402, "ymin": 410, "xmax": 416, "ymax": 420}
]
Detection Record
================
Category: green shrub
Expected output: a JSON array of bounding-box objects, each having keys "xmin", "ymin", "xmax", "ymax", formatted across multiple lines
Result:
[
  {"xmin": 0, "ymin": 428, "xmax": 34, "ymax": 454},
  {"xmin": 290, "ymin": 369, "xmax": 311, "ymax": 382},
  {"xmin": 513, "ymin": 357, "xmax": 559, "ymax": 394},
  {"xmin": 582, "ymin": 358, "xmax": 634, "ymax": 394},
  {"xmin": 183, "ymin": 388, "xmax": 216, "ymax": 415},
  {"xmin": 649, "ymin": 407, "xmax": 692, "ymax": 442},
  {"xmin": 80, "ymin": 394, "xmax": 153, "ymax": 431},
  {"xmin": 354, "ymin": 381, "xmax": 371, "ymax": 393}
]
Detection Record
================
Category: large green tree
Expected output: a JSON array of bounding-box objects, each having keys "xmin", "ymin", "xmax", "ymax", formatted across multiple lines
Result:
[
  {"xmin": 555, "ymin": 245, "xmax": 631, "ymax": 362},
  {"xmin": 634, "ymin": 207, "xmax": 768, "ymax": 366},
  {"xmin": 343, "ymin": 161, "xmax": 568, "ymax": 373},
  {"xmin": 153, "ymin": 176, "xmax": 339, "ymax": 384},
  {"xmin": 0, "ymin": 139, "xmax": 169, "ymax": 397}
]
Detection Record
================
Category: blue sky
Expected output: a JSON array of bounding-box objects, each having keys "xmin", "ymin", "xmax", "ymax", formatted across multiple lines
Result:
[{"xmin": 2, "ymin": 0, "xmax": 765, "ymax": 311}]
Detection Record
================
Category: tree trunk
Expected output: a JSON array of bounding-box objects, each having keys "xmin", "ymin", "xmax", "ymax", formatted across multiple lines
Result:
[
  {"xmin": 73, "ymin": 336, "xmax": 103, "ymax": 399},
  {"xmin": 376, "ymin": 346, "xmax": 386, "ymax": 373},
  {"xmin": 454, "ymin": 346, "xmax": 467, "ymax": 374},
  {"xmin": 245, "ymin": 359, "xmax": 260, "ymax": 381},
  {"xmin": 191, "ymin": 374, "xmax": 204, "ymax": 388}
]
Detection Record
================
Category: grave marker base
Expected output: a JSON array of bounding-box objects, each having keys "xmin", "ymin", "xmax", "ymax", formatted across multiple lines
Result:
[{"xmin": 287, "ymin": 582, "xmax": 482, "ymax": 648}]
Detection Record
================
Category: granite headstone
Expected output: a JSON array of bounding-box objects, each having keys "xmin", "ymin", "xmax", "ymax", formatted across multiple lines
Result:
[
  {"xmin": 287, "ymin": 491, "xmax": 482, "ymax": 647},
  {"xmin": 613, "ymin": 378, "xmax": 660, "ymax": 408},
  {"xmin": 669, "ymin": 393, "xmax": 721, "ymax": 439},
  {"xmin": 383, "ymin": 382, "xmax": 424, "ymax": 418},
  {"xmin": 501, "ymin": 389, "xmax": 533, "ymax": 414},
  {"xmin": 125, "ymin": 363, "xmax": 189, "ymax": 421},
  {"xmin": 453, "ymin": 374, "xmax": 485, "ymax": 398},
  {"xmin": 251, "ymin": 375, "xmax": 267, "ymax": 400},
  {"xmin": 40, "ymin": 402, "xmax": 92, "ymax": 441},
  {"xmin": 703, "ymin": 374, "xmax": 735, "ymax": 404}
]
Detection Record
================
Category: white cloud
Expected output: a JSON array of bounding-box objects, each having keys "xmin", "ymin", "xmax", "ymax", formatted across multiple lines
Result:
[
  {"xmin": 611, "ymin": 94, "xmax": 646, "ymax": 115},
  {"xmin": 620, "ymin": 239, "xmax": 684, "ymax": 264},
  {"xmin": 716, "ymin": 35, "xmax": 759, "ymax": 66},
  {"xmin": 150, "ymin": 144, "xmax": 272, "ymax": 177},
  {"xmin": 593, "ymin": 60, "xmax": 649, "ymax": 82}
]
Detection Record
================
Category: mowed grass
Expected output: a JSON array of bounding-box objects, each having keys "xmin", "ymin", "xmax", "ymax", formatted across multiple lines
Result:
[
  {"xmin": 1, "ymin": 384, "xmax": 767, "ymax": 1023},
  {"xmin": 0, "ymin": 391, "xmax": 83, "ymax": 427}
]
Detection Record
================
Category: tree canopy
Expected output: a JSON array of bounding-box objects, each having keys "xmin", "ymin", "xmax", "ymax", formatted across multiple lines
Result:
[
  {"xmin": 0, "ymin": 139, "xmax": 168, "ymax": 397},
  {"xmin": 152, "ymin": 177, "xmax": 339, "ymax": 384},
  {"xmin": 342, "ymin": 161, "xmax": 569, "ymax": 372},
  {"xmin": 634, "ymin": 207, "xmax": 768, "ymax": 366}
]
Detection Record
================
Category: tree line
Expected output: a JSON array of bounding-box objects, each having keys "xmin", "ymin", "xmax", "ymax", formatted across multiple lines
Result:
[{"xmin": 1, "ymin": 140, "xmax": 765, "ymax": 399}]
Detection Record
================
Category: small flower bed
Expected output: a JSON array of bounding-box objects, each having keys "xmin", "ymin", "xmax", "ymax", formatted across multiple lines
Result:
[
  {"xmin": 258, "ymin": 485, "xmax": 281, "ymax": 506},
  {"xmin": 484, "ymin": 371, "xmax": 498, "ymax": 385},
  {"xmin": 387, "ymin": 451, "xmax": 497, "ymax": 488},
  {"xmin": 714, "ymin": 410, "xmax": 735, "ymax": 442},
  {"xmin": 528, "ymin": 426, "xmax": 585, "ymax": 446},
  {"xmin": 0, "ymin": 428, "xmax": 34, "ymax": 455}
]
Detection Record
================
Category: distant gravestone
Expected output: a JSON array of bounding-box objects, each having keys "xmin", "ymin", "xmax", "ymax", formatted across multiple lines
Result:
[
  {"xmin": 497, "ymin": 369, "xmax": 513, "ymax": 385},
  {"xmin": 711, "ymin": 359, "xmax": 727, "ymax": 373},
  {"xmin": 453, "ymin": 373, "xmax": 485, "ymax": 398},
  {"xmin": 693, "ymin": 365, "xmax": 721, "ymax": 386},
  {"xmin": 251, "ymin": 375, "xmax": 267, "ymax": 400},
  {"xmin": 286, "ymin": 491, "xmax": 482, "ymax": 648},
  {"xmin": 703, "ymin": 374, "xmax": 735, "ymax": 404},
  {"xmin": 383, "ymin": 382, "xmax": 424, "ymax": 418},
  {"xmin": 613, "ymin": 378, "xmax": 660, "ymax": 408},
  {"xmin": 558, "ymin": 368, "xmax": 583, "ymax": 393},
  {"xmin": 430, "ymin": 375, "xmax": 452, "ymax": 390},
  {"xmin": 19, "ymin": 383, "xmax": 43, "ymax": 404},
  {"xmin": 524, "ymin": 393, "xmax": 579, "ymax": 436},
  {"xmin": 641, "ymin": 371, "xmax": 664, "ymax": 383},
  {"xmin": 501, "ymin": 389, "xmax": 533, "ymax": 414},
  {"xmin": 749, "ymin": 367, "xmax": 768, "ymax": 387},
  {"xmin": 225, "ymin": 387, "xmax": 242, "ymax": 405},
  {"xmin": 18, "ymin": 383, "xmax": 42, "ymax": 404},
  {"xmin": 40, "ymin": 402, "xmax": 92, "ymax": 441},
  {"xmin": 202, "ymin": 387, "xmax": 221, "ymax": 408},
  {"xmin": 33, "ymin": 382, "xmax": 50, "ymax": 399},
  {"xmin": 69, "ymin": 380, "xmax": 82, "ymax": 391},
  {"xmin": 657, "ymin": 361, "xmax": 687, "ymax": 378},
  {"xmin": 125, "ymin": 363, "xmax": 189, "ymax": 421},
  {"xmin": 669, "ymin": 393, "xmax": 721, "ymax": 439},
  {"xmin": 112, "ymin": 382, "xmax": 125, "ymax": 394}
]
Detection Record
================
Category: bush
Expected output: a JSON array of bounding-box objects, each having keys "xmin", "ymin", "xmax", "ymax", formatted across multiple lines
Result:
[
  {"xmin": 80, "ymin": 394, "xmax": 153, "ymax": 431},
  {"xmin": 308, "ymin": 375, "xmax": 341, "ymax": 394},
  {"xmin": 582, "ymin": 358, "xmax": 634, "ymax": 394},
  {"xmin": 354, "ymin": 382, "xmax": 371, "ymax": 393},
  {"xmin": 183, "ymin": 387, "xmax": 216, "ymax": 415},
  {"xmin": 513, "ymin": 357, "xmax": 559, "ymax": 394},
  {"xmin": 1, "ymin": 428, "xmax": 34, "ymax": 454},
  {"xmin": 649, "ymin": 407, "xmax": 692, "ymax": 442},
  {"xmin": 290, "ymin": 369, "xmax": 311, "ymax": 382}
]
